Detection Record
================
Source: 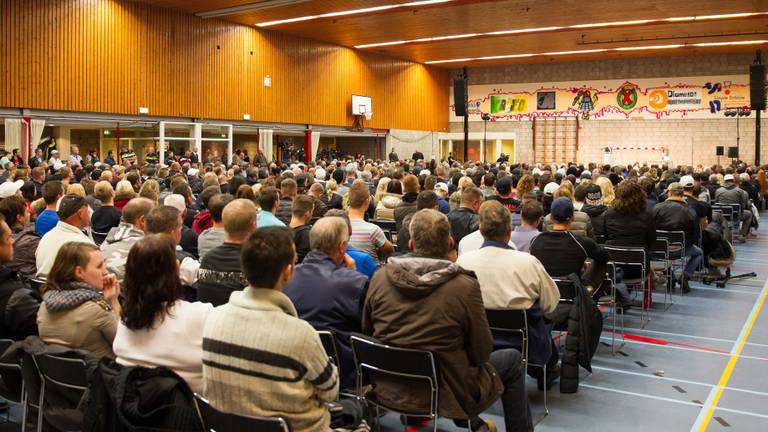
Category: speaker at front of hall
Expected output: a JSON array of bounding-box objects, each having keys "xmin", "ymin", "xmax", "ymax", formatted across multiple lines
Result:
[
  {"xmin": 750, "ymin": 64, "xmax": 766, "ymax": 111},
  {"xmin": 728, "ymin": 146, "xmax": 739, "ymax": 159},
  {"xmin": 453, "ymin": 79, "xmax": 467, "ymax": 117},
  {"xmin": 716, "ymin": 146, "xmax": 724, "ymax": 156}
]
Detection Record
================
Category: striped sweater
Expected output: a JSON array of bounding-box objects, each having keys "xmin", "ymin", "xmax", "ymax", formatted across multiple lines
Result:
[{"xmin": 202, "ymin": 287, "xmax": 338, "ymax": 432}]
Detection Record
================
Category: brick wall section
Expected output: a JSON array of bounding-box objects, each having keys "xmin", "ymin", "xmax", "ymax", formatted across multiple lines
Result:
[{"xmin": 447, "ymin": 54, "xmax": 768, "ymax": 166}]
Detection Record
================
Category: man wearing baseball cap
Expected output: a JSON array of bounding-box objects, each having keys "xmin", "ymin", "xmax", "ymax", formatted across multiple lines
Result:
[
  {"xmin": 0, "ymin": 180, "xmax": 24, "ymax": 200},
  {"xmin": 35, "ymin": 194, "xmax": 95, "ymax": 278},
  {"xmin": 434, "ymin": 182, "xmax": 450, "ymax": 214},
  {"xmin": 715, "ymin": 173, "xmax": 754, "ymax": 242},
  {"xmin": 652, "ymin": 182, "xmax": 702, "ymax": 292},
  {"xmin": 681, "ymin": 175, "xmax": 711, "ymax": 231}
]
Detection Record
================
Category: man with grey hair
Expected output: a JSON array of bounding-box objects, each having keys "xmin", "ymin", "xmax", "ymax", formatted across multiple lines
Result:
[
  {"xmin": 324, "ymin": 209, "xmax": 376, "ymax": 279},
  {"xmin": 101, "ymin": 197, "xmax": 156, "ymax": 284},
  {"xmin": 715, "ymin": 173, "xmax": 754, "ymax": 242},
  {"xmin": 364, "ymin": 209, "xmax": 531, "ymax": 432},
  {"xmin": 197, "ymin": 199, "xmax": 257, "ymax": 306},
  {"xmin": 458, "ymin": 200, "xmax": 560, "ymax": 391},
  {"xmin": 283, "ymin": 216, "xmax": 368, "ymax": 390}
]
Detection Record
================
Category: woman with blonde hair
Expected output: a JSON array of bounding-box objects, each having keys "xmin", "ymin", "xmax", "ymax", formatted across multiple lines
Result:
[
  {"xmin": 515, "ymin": 174, "xmax": 534, "ymax": 199},
  {"xmin": 321, "ymin": 179, "xmax": 343, "ymax": 210},
  {"xmin": 114, "ymin": 180, "xmax": 137, "ymax": 211},
  {"xmin": 374, "ymin": 179, "xmax": 402, "ymax": 221},
  {"xmin": 139, "ymin": 179, "xmax": 160, "ymax": 203},
  {"xmin": 37, "ymin": 242, "xmax": 121, "ymax": 358},
  {"xmin": 595, "ymin": 176, "xmax": 615, "ymax": 207},
  {"xmin": 449, "ymin": 176, "xmax": 475, "ymax": 209},
  {"xmin": 66, "ymin": 183, "xmax": 86, "ymax": 197},
  {"xmin": 373, "ymin": 177, "xmax": 392, "ymax": 206}
]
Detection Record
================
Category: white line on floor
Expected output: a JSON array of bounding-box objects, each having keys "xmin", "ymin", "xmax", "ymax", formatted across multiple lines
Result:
[
  {"xmin": 591, "ymin": 365, "xmax": 768, "ymax": 397},
  {"xmin": 581, "ymin": 384, "xmax": 768, "ymax": 420}
]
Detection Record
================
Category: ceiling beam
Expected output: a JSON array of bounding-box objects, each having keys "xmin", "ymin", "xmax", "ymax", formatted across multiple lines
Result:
[{"xmin": 195, "ymin": 0, "xmax": 311, "ymax": 19}]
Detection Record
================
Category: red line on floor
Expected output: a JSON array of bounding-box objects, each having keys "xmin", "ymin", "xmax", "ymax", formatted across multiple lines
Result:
[{"xmin": 605, "ymin": 330, "xmax": 729, "ymax": 354}]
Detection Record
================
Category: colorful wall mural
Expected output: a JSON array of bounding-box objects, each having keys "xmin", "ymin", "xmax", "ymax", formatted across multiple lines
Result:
[{"xmin": 449, "ymin": 75, "xmax": 753, "ymax": 121}]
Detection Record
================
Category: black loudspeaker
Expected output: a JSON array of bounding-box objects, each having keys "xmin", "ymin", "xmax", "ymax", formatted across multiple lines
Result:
[
  {"xmin": 728, "ymin": 146, "xmax": 739, "ymax": 158},
  {"xmin": 453, "ymin": 78, "xmax": 467, "ymax": 117},
  {"xmin": 716, "ymin": 146, "xmax": 724, "ymax": 156},
  {"xmin": 750, "ymin": 64, "xmax": 766, "ymax": 111}
]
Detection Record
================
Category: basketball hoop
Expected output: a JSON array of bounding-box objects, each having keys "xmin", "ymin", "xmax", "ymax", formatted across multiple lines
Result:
[{"xmin": 364, "ymin": 111, "xmax": 372, "ymax": 121}]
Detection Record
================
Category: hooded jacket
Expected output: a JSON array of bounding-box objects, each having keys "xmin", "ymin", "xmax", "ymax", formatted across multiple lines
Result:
[
  {"xmin": 10, "ymin": 224, "xmax": 40, "ymax": 278},
  {"xmin": 101, "ymin": 223, "xmax": 145, "ymax": 284},
  {"xmin": 191, "ymin": 210, "xmax": 213, "ymax": 235},
  {"xmin": 394, "ymin": 192, "xmax": 419, "ymax": 231},
  {"xmin": 374, "ymin": 193, "xmax": 402, "ymax": 221},
  {"xmin": 363, "ymin": 256, "xmax": 503, "ymax": 419},
  {"xmin": 0, "ymin": 266, "xmax": 40, "ymax": 340}
]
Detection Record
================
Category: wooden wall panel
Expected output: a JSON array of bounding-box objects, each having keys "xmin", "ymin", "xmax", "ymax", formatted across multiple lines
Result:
[{"xmin": 0, "ymin": 0, "xmax": 448, "ymax": 132}]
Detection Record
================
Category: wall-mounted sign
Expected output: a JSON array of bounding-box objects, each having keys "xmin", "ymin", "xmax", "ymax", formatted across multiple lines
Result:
[{"xmin": 450, "ymin": 75, "xmax": 752, "ymax": 121}]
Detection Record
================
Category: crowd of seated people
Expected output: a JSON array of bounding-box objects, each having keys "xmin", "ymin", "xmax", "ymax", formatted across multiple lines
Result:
[{"xmin": 0, "ymin": 146, "xmax": 765, "ymax": 432}]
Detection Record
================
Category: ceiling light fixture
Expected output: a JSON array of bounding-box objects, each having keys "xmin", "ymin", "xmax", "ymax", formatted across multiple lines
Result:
[
  {"xmin": 355, "ymin": 12, "xmax": 768, "ymax": 49},
  {"xmin": 424, "ymin": 39, "xmax": 768, "ymax": 64},
  {"xmin": 256, "ymin": 0, "xmax": 453, "ymax": 27}
]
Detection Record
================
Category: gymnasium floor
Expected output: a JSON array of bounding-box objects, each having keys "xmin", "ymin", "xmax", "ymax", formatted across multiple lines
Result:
[{"xmin": 380, "ymin": 213, "xmax": 768, "ymax": 431}]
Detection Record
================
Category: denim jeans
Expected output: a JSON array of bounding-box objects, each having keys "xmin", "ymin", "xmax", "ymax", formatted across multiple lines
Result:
[
  {"xmin": 486, "ymin": 349, "xmax": 533, "ymax": 432},
  {"xmin": 684, "ymin": 244, "xmax": 703, "ymax": 276}
]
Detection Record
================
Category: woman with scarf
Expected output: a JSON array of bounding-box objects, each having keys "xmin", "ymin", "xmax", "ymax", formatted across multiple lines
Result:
[{"xmin": 37, "ymin": 242, "xmax": 121, "ymax": 358}]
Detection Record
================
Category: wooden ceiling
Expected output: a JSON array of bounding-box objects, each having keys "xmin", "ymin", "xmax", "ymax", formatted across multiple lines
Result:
[{"xmin": 137, "ymin": 0, "xmax": 768, "ymax": 66}]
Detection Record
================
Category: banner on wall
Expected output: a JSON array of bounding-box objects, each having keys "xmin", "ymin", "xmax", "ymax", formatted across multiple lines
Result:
[{"xmin": 449, "ymin": 75, "xmax": 753, "ymax": 121}]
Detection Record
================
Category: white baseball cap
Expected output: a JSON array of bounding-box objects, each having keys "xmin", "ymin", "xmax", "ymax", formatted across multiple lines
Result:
[
  {"xmin": 164, "ymin": 194, "xmax": 186, "ymax": 212},
  {"xmin": 0, "ymin": 180, "xmax": 24, "ymax": 199},
  {"xmin": 680, "ymin": 175, "xmax": 695, "ymax": 188},
  {"xmin": 187, "ymin": 168, "xmax": 199, "ymax": 177},
  {"xmin": 724, "ymin": 174, "xmax": 735, "ymax": 181},
  {"xmin": 435, "ymin": 182, "xmax": 449, "ymax": 192},
  {"xmin": 543, "ymin": 182, "xmax": 560, "ymax": 195},
  {"xmin": 53, "ymin": 162, "xmax": 65, "ymax": 171}
]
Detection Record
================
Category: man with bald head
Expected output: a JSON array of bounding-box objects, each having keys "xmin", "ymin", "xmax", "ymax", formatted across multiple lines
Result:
[
  {"xmin": 101, "ymin": 197, "xmax": 156, "ymax": 284},
  {"xmin": 197, "ymin": 199, "xmax": 258, "ymax": 306},
  {"xmin": 283, "ymin": 216, "xmax": 368, "ymax": 390}
]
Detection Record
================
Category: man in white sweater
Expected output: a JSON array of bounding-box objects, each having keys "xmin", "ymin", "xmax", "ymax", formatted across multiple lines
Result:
[
  {"xmin": 202, "ymin": 227, "xmax": 338, "ymax": 432},
  {"xmin": 457, "ymin": 200, "xmax": 560, "ymax": 390},
  {"xmin": 35, "ymin": 195, "xmax": 95, "ymax": 278}
]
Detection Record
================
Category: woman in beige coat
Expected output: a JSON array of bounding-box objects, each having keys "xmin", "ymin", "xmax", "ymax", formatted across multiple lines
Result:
[{"xmin": 37, "ymin": 242, "xmax": 121, "ymax": 358}]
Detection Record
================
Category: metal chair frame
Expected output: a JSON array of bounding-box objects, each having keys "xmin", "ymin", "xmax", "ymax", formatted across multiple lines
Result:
[
  {"xmin": 655, "ymin": 230, "xmax": 687, "ymax": 299},
  {"xmin": 32, "ymin": 354, "xmax": 89, "ymax": 432},
  {"xmin": 350, "ymin": 335, "xmax": 471, "ymax": 432},
  {"xmin": 194, "ymin": 393, "xmax": 291, "ymax": 432},
  {"xmin": 605, "ymin": 246, "xmax": 649, "ymax": 327},
  {"xmin": 485, "ymin": 308, "xmax": 548, "ymax": 420}
]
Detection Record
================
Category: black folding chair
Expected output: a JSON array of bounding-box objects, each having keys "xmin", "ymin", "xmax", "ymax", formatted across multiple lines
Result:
[
  {"xmin": 28, "ymin": 279, "xmax": 45, "ymax": 294},
  {"xmin": 32, "ymin": 354, "xmax": 89, "ymax": 432},
  {"xmin": 194, "ymin": 393, "xmax": 291, "ymax": 432},
  {"xmin": 605, "ymin": 246, "xmax": 649, "ymax": 327},
  {"xmin": 485, "ymin": 309, "xmax": 548, "ymax": 419},
  {"xmin": 0, "ymin": 339, "xmax": 23, "ymax": 425},
  {"xmin": 350, "ymin": 335, "xmax": 471, "ymax": 432},
  {"xmin": 656, "ymin": 230, "xmax": 686, "ymax": 299},
  {"xmin": 370, "ymin": 219, "xmax": 398, "ymax": 243}
]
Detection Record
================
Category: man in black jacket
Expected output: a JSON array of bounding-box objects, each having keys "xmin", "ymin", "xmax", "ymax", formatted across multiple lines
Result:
[
  {"xmin": 0, "ymin": 215, "xmax": 40, "ymax": 340},
  {"xmin": 388, "ymin": 148, "xmax": 399, "ymax": 162},
  {"xmin": 411, "ymin": 149, "xmax": 424, "ymax": 161},
  {"xmin": 447, "ymin": 186, "xmax": 483, "ymax": 248},
  {"xmin": 652, "ymin": 182, "xmax": 702, "ymax": 292},
  {"xmin": 197, "ymin": 199, "xmax": 257, "ymax": 306}
]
